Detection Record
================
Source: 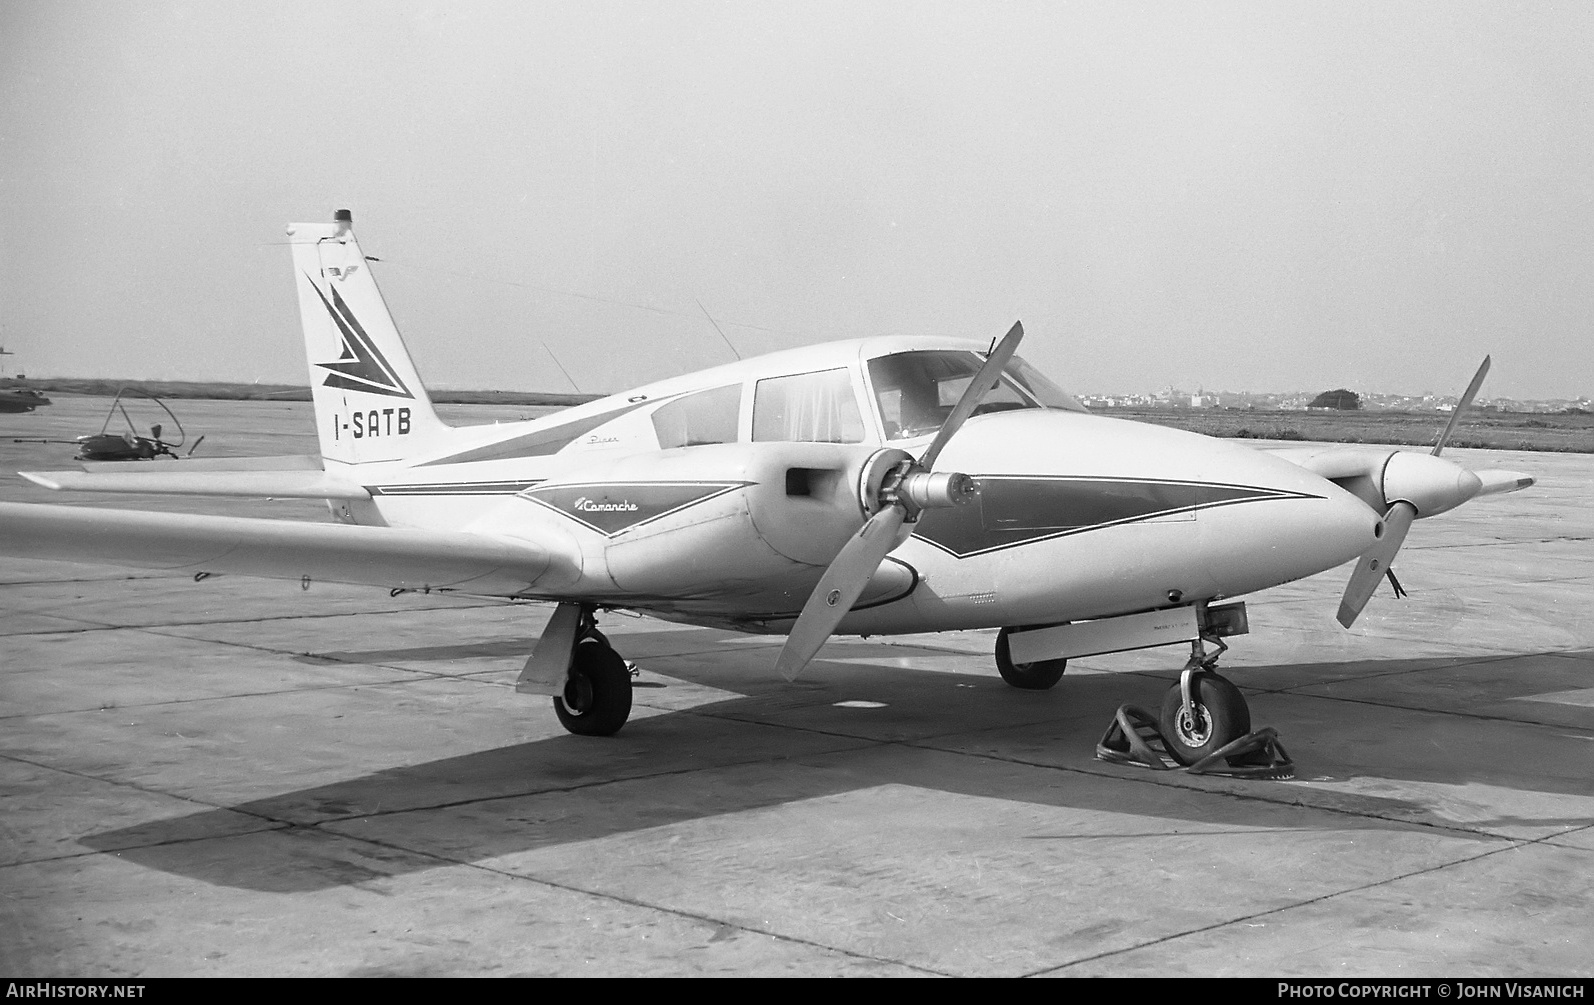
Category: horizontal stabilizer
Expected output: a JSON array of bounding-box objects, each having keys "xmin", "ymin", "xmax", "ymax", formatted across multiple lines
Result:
[{"xmin": 0, "ymin": 501, "xmax": 563, "ymax": 594}]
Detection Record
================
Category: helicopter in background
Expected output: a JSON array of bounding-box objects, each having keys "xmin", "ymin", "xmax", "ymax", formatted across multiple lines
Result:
[
  {"xmin": 15, "ymin": 388, "xmax": 204, "ymax": 461},
  {"xmin": 0, "ymin": 347, "xmax": 51, "ymax": 413},
  {"xmin": 0, "ymin": 387, "xmax": 52, "ymax": 414}
]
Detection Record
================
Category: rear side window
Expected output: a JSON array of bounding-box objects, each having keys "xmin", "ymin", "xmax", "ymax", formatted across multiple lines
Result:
[
  {"xmin": 752, "ymin": 368, "xmax": 866, "ymax": 443},
  {"xmin": 651, "ymin": 384, "xmax": 742, "ymax": 448}
]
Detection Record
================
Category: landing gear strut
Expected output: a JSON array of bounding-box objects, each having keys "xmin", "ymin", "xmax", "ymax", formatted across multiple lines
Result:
[{"xmin": 553, "ymin": 612, "xmax": 633, "ymax": 737}]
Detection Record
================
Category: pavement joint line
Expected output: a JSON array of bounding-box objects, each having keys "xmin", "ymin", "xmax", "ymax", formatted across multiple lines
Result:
[
  {"xmin": 1542, "ymin": 822, "xmax": 1594, "ymax": 850},
  {"xmin": 0, "ymin": 600, "xmax": 516, "ymax": 637},
  {"xmin": 642, "ymin": 705, "xmax": 1531, "ymax": 845},
  {"xmin": 1416, "ymin": 536, "xmax": 1593, "ymax": 549},
  {"xmin": 299, "ymin": 741, "xmax": 884, "ymax": 825},
  {"xmin": 127, "ymin": 624, "xmax": 485, "ymax": 680},
  {"xmin": 0, "ymin": 670, "xmax": 493, "ymax": 721},
  {"xmin": 0, "ymin": 733, "xmax": 888, "ymax": 870},
  {"xmin": 1020, "ymin": 829, "xmax": 1562, "ymax": 977},
  {"xmin": 0, "ymin": 751, "xmax": 293, "ymax": 870},
  {"xmin": 326, "ymin": 828, "xmax": 955, "ymax": 976},
  {"xmin": 8, "ymin": 691, "xmax": 1579, "ymax": 856},
  {"xmin": 1260, "ymin": 688, "xmax": 1594, "ymax": 732},
  {"xmin": 897, "ymin": 738, "xmax": 1528, "ymax": 843},
  {"xmin": 1236, "ymin": 652, "xmax": 1539, "ymax": 695}
]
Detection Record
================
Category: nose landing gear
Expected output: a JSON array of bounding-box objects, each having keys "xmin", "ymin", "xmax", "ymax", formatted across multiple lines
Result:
[
  {"xmin": 1098, "ymin": 636, "xmax": 1294, "ymax": 779},
  {"xmin": 1160, "ymin": 638, "xmax": 1249, "ymax": 765}
]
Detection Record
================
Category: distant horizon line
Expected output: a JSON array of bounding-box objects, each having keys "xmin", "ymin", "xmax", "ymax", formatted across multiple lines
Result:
[{"xmin": 4, "ymin": 374, "xmax": 1587, "ymax": 408}]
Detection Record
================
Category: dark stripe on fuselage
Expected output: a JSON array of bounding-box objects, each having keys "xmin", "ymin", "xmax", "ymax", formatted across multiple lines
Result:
[
  {"xmin": 368, "ymin": 480, "xmax": 543, "ymax": 496},
  {"xmin": 912, "ymin": 476, "xmax": 1319, "ymax": 558},
  {"xmin": 416, "ymin": 399, "xmax": 657, "ymax": 467}
]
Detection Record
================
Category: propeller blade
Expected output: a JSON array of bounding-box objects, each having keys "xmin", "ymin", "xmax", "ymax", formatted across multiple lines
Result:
[
  {"xmin": 773, "ymin": 505, "xmax": 907, "ymax": 681},
  {"xmin": 1432, "ymin": 356, "xmax": 1490, "ymax": 457},
  {"xmin": 919, "ymin": 321, "xmax": 1024, "ymax": 472},
  {"xmin": 186, "ymin": 434, "xmax": 206, "ymax": 457},
  {"xmin": 1336, "ymin": 500, "xmax": 1417, "ymax": 628}
]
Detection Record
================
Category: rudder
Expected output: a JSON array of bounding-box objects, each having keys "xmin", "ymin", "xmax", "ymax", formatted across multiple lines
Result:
[{"xmin": 289, "ymin": 210, "xmax": 446, "ymax": 465}]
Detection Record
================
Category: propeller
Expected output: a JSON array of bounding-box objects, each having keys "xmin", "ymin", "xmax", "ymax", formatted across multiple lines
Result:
[
  {"xmin": 773, "ymin": 321, "xmax": 1024, "ymax": 680},
  {"xmin": 1335, "ymin": 500, "xmax": 1416, "ymax": 628},
  {"xmin": 1335, "ymin": 356, "xmax": 1490, "ymax": 628}
]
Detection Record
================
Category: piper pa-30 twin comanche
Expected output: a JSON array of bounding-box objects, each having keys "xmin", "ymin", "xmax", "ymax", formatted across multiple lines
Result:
[{"xmin": 0, "ymin": 212, "xmax": 1535, "ymax": 763}]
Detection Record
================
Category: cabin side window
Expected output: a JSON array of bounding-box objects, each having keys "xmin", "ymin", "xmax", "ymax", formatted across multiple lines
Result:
[
  {"xmin": 751, "ymin": 367, "xmax": 866, "ymax": 444},
  {"xmin": 651, "ymin": 384, "xmax": 743, "ymax": 449}
]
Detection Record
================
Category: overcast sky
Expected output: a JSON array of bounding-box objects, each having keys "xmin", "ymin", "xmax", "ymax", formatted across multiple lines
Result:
[{"xmin": 3, "ymin": 1, "xmax": 1591, "ymax": 399}]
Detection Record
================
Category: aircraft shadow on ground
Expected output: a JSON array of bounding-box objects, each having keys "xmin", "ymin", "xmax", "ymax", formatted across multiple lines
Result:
[{"xmin": 78, "ymin": 635, "xmax": 1594, "ymax": 893}]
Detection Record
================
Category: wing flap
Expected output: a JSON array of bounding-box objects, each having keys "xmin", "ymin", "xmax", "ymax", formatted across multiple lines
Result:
[{"xmin": 0, "ymin": 501, "xmax": 565, "ymax": 594}]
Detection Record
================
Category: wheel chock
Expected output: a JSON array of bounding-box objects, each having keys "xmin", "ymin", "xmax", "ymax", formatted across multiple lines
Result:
[
  {"xmin": 1095, "ymin": 704, "xmax": 1295, "ymax": 780},
  {"xmin": 1096, "ymin": 705, "xmax": 1177, "ymax": 769}
]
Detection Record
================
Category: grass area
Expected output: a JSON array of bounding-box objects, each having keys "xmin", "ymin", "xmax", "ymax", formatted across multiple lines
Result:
[
  {"xmin": 1098, "ymin": 407, "xmax": 1594, "ymax": 453},
  {"xmin": 6, "ymin": 379, "xmax": 1588, "ymax": 452}
]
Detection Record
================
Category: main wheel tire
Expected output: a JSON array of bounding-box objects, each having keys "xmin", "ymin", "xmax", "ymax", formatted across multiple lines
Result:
[
  {"xmin": 994, "ymin": 627, "xmax": 1067, "ymax": 690},
  {"xmin": 1158, "ymin": 673, "xmax": 1250, "ymax": 765},
  {"xmin": 554, "ymin": 638, "xmax": 633, "ymax": 736}
]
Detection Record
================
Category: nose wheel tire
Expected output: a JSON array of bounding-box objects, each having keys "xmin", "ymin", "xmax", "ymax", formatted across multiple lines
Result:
[
  {"xmin": 554, "ymin": 637, "xmax": 633, "ymax": 736},
  {"xmin": 1157, "ymin": 673, "xmax": 1249, "ymax": 765},
  {"xmin": 995, "ymin": 627, "xmax": 1068, "ymax": 690}
]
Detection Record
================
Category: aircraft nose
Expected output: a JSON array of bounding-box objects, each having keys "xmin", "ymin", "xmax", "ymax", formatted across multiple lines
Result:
[{"xmin": 1195, "ymin": 446, "xmax": 1385, "ymax": 598}]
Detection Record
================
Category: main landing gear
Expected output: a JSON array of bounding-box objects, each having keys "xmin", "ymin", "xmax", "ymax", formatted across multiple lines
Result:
[
  {"xmin": 553, "ymin": 615, "xmax": 634, "ymax": 737},
  {"xmin": 994, "ymin": 626, "xmax": 1068, "ymax": 690}
]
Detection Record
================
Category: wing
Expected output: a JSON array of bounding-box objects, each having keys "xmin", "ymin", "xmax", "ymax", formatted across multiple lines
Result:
[
  {"xmin": 0, "ymin": 501, "xmax": 573, "ymax": 595},
  {"xmin": 19, "ymin": 454, "xmax": 369, "ymax": 499}
]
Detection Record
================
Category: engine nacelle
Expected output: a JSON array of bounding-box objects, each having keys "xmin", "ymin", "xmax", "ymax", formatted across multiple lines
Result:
[{"xmin": 1380, "ymin": 451, "xmax": 1483, "ymax": 517}]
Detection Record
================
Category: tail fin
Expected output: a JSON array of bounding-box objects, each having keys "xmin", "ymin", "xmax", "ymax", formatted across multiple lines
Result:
[{"xmin": 289, "ymin": 210, "xmax": 446, "ymax": 465}]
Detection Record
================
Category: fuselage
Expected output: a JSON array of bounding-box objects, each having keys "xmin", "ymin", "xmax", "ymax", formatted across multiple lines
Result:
[{"xmin": 331, "ymin": 336, "xmax": 1381, "ymax": 634}]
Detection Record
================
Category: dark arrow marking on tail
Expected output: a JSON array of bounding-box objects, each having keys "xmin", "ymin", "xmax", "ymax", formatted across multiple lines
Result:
[{"xmin": 306, "ymin": 273, "xmax": 414, "ymax": 399}]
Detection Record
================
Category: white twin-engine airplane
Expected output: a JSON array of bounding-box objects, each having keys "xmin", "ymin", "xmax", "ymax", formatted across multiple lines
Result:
[{"xmin": 0, "ymin": 211, "xmax": 1536, "ymax": 762}]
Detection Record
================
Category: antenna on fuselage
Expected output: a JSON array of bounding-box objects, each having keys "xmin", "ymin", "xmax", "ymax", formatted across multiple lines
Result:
[
  {"xmin": 696, "ymin": 299, "xmax": 742, "ymax": 361},
  {"xmin": 540, "ymin": 341, "xmax": 583, "ymax": 393}
]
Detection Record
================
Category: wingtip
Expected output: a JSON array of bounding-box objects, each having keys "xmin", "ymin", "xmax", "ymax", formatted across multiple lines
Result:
[{"xmin": 18, "ymin": 471, "xmax": 63, "ymax": 491}]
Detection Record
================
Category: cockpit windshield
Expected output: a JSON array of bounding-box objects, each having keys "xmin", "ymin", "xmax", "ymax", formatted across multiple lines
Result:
[{"xmin": 866, "ymin": 350, "xmax": 1086, "ymax": 441}]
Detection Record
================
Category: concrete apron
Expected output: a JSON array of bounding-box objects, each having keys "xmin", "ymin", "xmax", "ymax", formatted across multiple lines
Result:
[{"xmin": 0, "ymin": 427, "xmax": 1590, "ymax": 976}]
